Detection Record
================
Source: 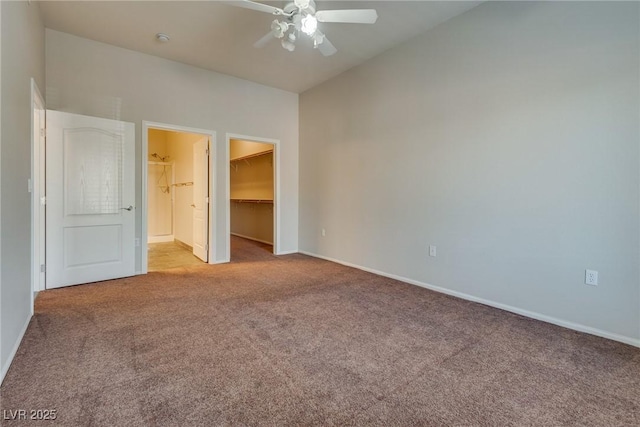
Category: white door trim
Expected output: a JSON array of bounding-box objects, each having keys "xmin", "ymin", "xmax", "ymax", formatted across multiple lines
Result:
[
  {"xmin": 225, "ymin": 133, "xmax": 281, "ymax": 259},
  {"xmin": 141, "ymin": 121, "xmax": 216, "ymax": 274},
  {"xmin": 30, "ymin": 78, "xmax": 45, "ymax": 309}
]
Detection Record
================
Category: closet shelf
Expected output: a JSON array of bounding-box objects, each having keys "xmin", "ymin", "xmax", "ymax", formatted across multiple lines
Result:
[
  {"xmin": 230, "ymin": 150, "xmax": 273, "ymax": 163},
  {"xmin": 231, "ymin": 198, "xmax": 273, "ymax": 204}
]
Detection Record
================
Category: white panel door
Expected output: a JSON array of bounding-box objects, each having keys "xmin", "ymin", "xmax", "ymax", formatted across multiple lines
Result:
[
  {"xmin": 192, "ymin": 137, "xmax": 209, "ymax": 262},
  {"xmin": 46, "ymin": 110, "xmax": 135, "ymax": 288}
]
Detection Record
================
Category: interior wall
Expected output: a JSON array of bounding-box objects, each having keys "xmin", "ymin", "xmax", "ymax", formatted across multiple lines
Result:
[
  {"xmin": 230, "ymin": 153, "xmax": 273, "ymax": 199},
  {"xmin": 1, "ymin": 1, "xmax": 45, "ymax": 380},
  {"xmin": 0, "ymin": 0, "xmax": 3, "ymax": 383},
  {"xmin": 45, "ymin": 29, "xmax": 299, "ymax": 266},
  {"xmin": 148, "ymin": 128, "xmax": 168, "ymax": 159},
  {"xmin": 299, "ymin": 1, "xmax": 640, "ymax": 343}
]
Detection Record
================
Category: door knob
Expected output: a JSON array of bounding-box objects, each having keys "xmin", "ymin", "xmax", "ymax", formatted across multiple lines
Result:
[
  {"xmin": 121, "ymin": 205, "xmax": 134, "ymax": 211},
  {"xmin": 191, "ymin": 204, "xmax": 196, "ymax": 208}
]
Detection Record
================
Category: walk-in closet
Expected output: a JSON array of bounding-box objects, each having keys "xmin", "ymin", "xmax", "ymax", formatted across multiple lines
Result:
[
  {"xmin": 229, "ymin": 139, "xmax": 274, "ymax": 252},
  {"xmin": 147, "ymin": 128, "xmax": 210, "ymax": 270}
]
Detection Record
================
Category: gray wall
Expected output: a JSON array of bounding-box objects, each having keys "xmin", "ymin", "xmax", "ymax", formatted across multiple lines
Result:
[
  {"xmin": 299, "ymin": 1, "xmax": 640, "ymax": 343},
  {"xmin": 1, "ymin": 1, "xmax": 45, "ymax": 379},
  {"xmin": 45, "ymin": 30, "xmax": 299, "ymax": 266}
]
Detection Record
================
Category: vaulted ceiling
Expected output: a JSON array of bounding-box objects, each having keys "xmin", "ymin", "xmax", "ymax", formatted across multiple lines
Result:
[{"xmin": 39, "ymin": 1, "xmax": 481, "ymax": 93}]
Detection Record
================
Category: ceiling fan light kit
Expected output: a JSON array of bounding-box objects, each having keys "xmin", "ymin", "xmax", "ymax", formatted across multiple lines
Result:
[
  {"xmin": 301, "ymin": 14, "xmax": 318, "ymax": 35},
  {"xmin": 281, "ymin": 38, "xmax": 296, "ymax": 52},
  {"xmin": 232, "ymin": 0, "xmax": 378, "ymax": 56},
  {"xmin": 271, "ymin": 20, "xmax": 288, "ymax": 38}
]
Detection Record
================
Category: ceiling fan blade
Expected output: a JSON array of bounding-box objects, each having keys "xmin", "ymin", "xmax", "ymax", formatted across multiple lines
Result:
[
  {"xmin": 253, "ymin": 31, "xmax": 275, "ymax": 48},
  {"xmin": 317, "ymin": 33, "xmax": 337, "ymax": 57},
  {"xmin": 316, "ymin": 9, "xmax": 378, "ymax": 24},
  {"xmin": 226, "ymin": 1, "xmax": 288, "ymax": 16}
]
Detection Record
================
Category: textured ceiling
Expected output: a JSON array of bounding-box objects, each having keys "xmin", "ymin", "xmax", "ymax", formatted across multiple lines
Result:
[{"xmin": 39, "ymin": 1, "xmax": 481, "ymax": 93}]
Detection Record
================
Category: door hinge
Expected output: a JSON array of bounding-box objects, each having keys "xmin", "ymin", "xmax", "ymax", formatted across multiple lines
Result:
[
  {"xmin": 40, "ymin": 128, "xmax": 45, "ymax": 138},
  {"xmin": 40, "ymin": 264, "xmax": 46, "ymax": 273},
  {"xmin": 40, "ymin": 196, "xmax": 46, "ymax": 205},
  {"xmin": 205, "ymin": 197, "xmax": 209, "ymax": 203},
  {"xmin": 204, "ymin": 244, "xmax": 209, "ymax": 252},
  {"xmin": 206, "ymin": 148, "xmax": 210, "ymax": 156}
]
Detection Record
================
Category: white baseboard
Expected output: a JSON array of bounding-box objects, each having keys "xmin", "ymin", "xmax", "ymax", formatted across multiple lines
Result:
[
  {"xmin": 148, "ymin": 234, "xmax": 174, "ymax": 243},
  {"xmin": 230, "ymin": 232, "xmax": 273, "ymax": 246},
  {"xmin": 1, "ymin": 313, "xmax": 32, "ymax": 385},
  {"xmin": 299, "ymin": 250, "xmax": 640, "ymax": 348},
  {"xmin": 276, "ymin": 250, "xmax": 298, "ymax": 256}
]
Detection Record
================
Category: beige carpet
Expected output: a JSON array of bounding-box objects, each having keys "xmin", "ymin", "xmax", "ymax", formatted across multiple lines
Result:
[{"xmin": 1, "ymin": 237, "xmax": 638, "ymax": 426}]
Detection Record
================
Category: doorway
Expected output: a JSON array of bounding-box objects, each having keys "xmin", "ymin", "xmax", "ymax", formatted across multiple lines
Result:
[
  {"xmin": 142, "ymin": 122, "xmax": 215, "ymax": 273},
  {"xmin": 32, "ymin": 104, "xmax": 137, "ymax": 291},
  {"xmin": 229, "ymin": 137, "xmax": 276, "ymax": 259}
]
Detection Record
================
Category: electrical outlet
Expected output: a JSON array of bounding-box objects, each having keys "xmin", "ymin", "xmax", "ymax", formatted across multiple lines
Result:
[
  {"xmin": 321, "ymin": 228, "xmax": 326, "ymax": 237},
  {"xmin": 429, "ymin": 245, "xmax": 436, "ymax": 257},
  {"xmin": 585, "ymin": 269, "xmax": 598, "ymax": 286}
]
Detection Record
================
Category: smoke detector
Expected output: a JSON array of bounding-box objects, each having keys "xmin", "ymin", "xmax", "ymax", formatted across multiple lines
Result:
[{"xmin": 155, "ymin": 33, "xmax": 170, "ymax": 43}]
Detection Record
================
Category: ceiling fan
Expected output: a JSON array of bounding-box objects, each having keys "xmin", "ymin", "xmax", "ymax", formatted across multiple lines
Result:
[{"xmin": 229, "ymin": 0, "xmax": 378, "ymax": 56}]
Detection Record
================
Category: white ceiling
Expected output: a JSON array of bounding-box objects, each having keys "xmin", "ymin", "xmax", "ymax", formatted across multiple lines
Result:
[{"xmin": 38, "ymin": 1, "xmax": 481, "ymax": 93}]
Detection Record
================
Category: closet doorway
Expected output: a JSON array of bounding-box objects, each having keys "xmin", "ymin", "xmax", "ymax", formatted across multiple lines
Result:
[
  {"xmin": 142, "ymin": 123, "xmax": 215, "ymax": 273},
  {"xmin": 229, "ymin": 137, "xmax": 277, "ymax": 259}
]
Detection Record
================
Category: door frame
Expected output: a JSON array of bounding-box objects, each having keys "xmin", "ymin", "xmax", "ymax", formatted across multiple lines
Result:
[
  {"xmin": 226, "ymin": 133, "xmax": 281, "ymax": 258},
  {"xmin": 141, "ymin": 121, "xmax": 216, "ymax": 273},
  {"xmin": 30, "ymin": 78, "xmax": 45, "ymax": 303}
]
